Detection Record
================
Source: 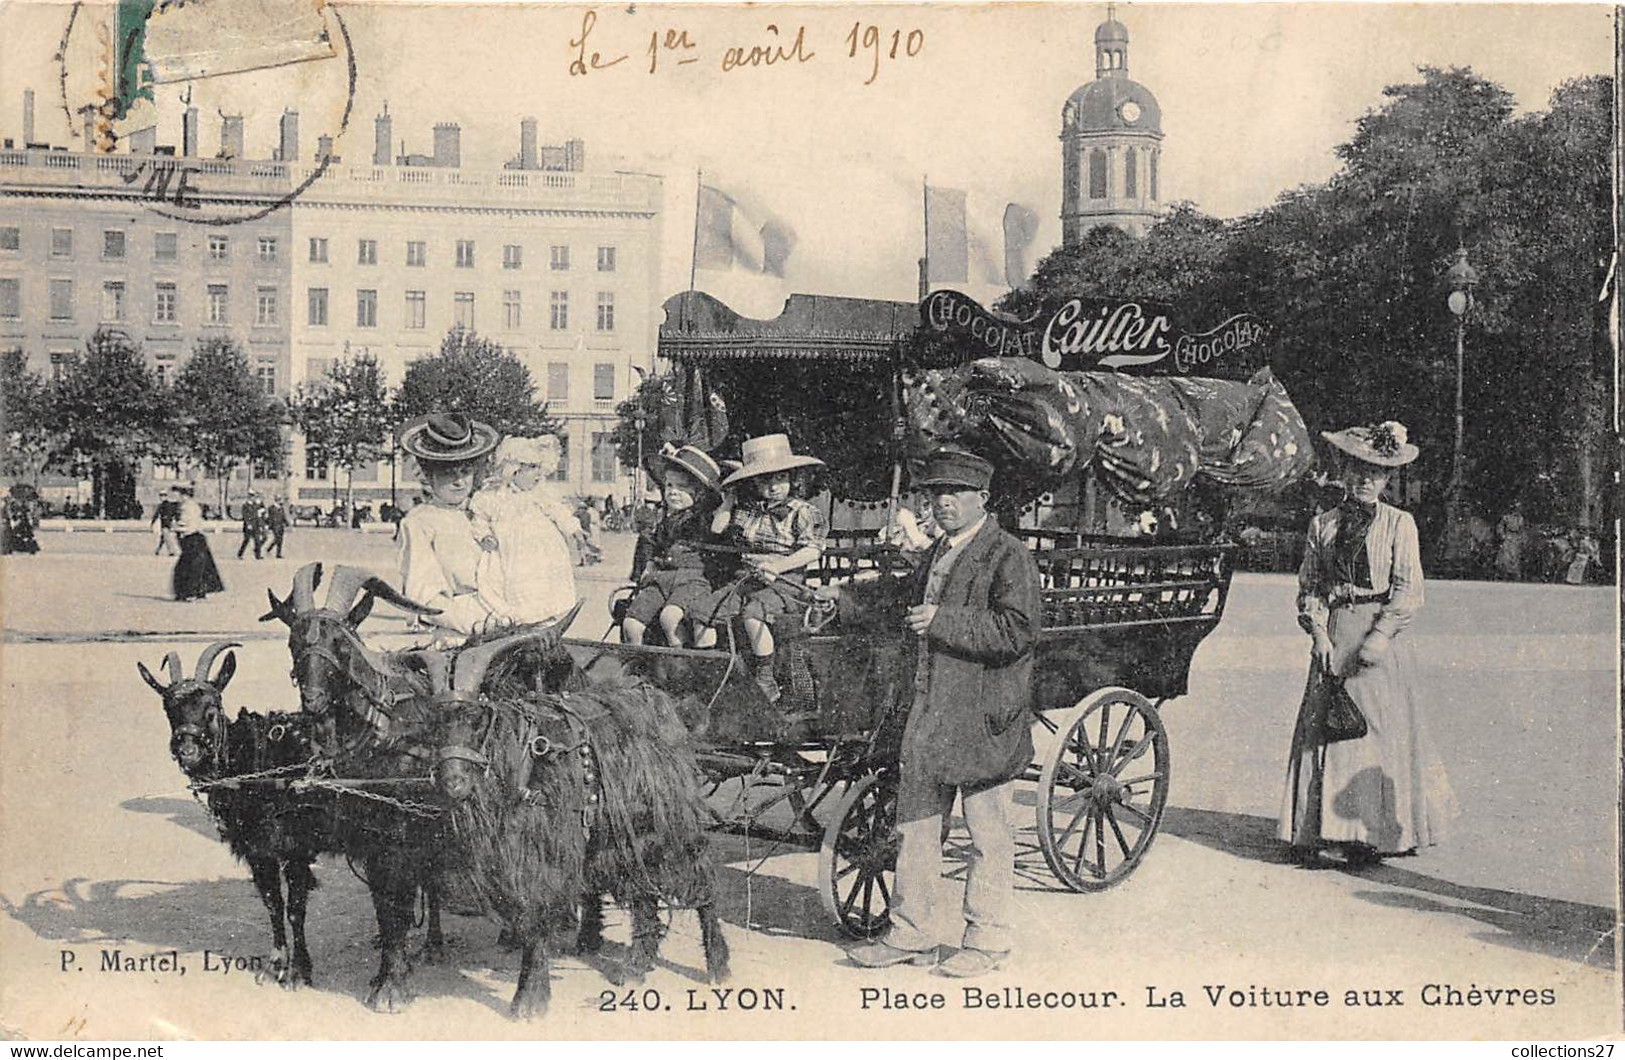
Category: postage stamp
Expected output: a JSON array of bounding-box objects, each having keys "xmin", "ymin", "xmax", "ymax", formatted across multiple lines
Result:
[{"xmin": 0, "ymin": 0, "xmax": 1618, "ymax": 1045}]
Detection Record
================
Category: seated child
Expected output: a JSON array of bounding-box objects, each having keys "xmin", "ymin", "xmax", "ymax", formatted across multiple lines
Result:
[
  {"xmin": 621, "ymin": 444, "xmax": 725, "ymax": 646},
  {"xmin": 694, "ymin": 434, "xmax": 826, "ymax": 703},
  {"xmin": 468, "ymin": 434, "xmax": 582, "ymax": 626}
]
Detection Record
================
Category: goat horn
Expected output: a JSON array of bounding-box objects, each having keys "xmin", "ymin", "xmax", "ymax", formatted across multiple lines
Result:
[
  {"xmin": 322, "ymin": 565, "xmax": 375, "ymax": 614},
  {"xmin": 360, "ymin": 575, "xmax": 442, "ymax": 616},
  {"xmin": 290, "ymin": 562, "xmax": 322, "ymax": 612},
  {"xmin": 400, "ymin": 649, "xmax": 451, "ymax": 695},
  {"xmin": 195, "ymin": 641, "xmax": 243, "ymax": 681},
  {"xmin": 163, "ymin": 651, "xmax": 184, "ymax": 685},
  {"xmin": 450, "ymin": 630, "xmax": 553, "ymax": 694}
]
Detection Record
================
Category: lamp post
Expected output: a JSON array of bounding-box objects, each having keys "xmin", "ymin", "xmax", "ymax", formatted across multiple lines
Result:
[
  {"xmin": 629, "ymin": 364, "xmax": 648, "ymax": 514},
  {"xmin": 1442, "ymin": 246, "xmax": 1479, "ymax": 567}
]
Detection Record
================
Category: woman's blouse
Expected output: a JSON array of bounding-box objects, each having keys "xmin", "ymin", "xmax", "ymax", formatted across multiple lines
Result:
[
  {"xmin": 175, "ymin": 499, "xmax": 203, "ymax": 534},
  {"xmin": 398, "ymin": 501, "xmax": 490, "ymax": 635},
  {"xmin": 1297, "ymin": 501, "xmax": 1425, "ymax": 641}
]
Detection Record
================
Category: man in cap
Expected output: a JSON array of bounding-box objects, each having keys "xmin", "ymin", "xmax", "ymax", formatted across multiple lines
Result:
[{"xmin": 848, "ymin": 448, "xmax": 1041, "ymax": 978}]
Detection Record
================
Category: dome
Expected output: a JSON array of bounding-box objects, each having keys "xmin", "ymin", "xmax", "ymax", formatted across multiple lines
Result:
[
  {"xmin": 1094, "ymin": 18, "xmax": 1129, "ymax": 44},
  {"xmin": 1063, "ymin": 78, "xmax": 1162, "ymax": 135}
]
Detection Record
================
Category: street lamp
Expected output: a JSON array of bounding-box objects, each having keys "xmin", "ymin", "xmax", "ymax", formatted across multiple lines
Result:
[{"xmin": 1441, "ymin": 245, "xmax": 1479, "ymax": 567}]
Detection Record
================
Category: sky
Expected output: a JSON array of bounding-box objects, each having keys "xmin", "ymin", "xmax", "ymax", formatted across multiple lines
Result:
[{"xmin": 0, "ymin": 1, "xmax": 1614, "ymax": 316}]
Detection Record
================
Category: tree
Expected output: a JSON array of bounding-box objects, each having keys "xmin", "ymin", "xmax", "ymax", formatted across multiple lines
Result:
[
  {"xmin": 49, "ymin": 328, "xmax": 171, "ymax": 517},
  {"xmin": 292, "ymin": 350, "xmax": 392, "ymax": 512},
  {"xmin": 0, "ymin": 349, "xmax": 59, "ymax": 484},
  {"xmin": 395, "ymin": 326, "xmax": 560, "ymax": 436},
  {"xmin": 170, "ymin": 337, "xmax": 286, "ymax": 513}
]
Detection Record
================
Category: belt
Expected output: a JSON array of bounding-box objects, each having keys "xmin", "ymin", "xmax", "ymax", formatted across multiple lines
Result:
[{"xmin": 1329, "ymin": 585, "xmax": 1391, "ymax": 609}]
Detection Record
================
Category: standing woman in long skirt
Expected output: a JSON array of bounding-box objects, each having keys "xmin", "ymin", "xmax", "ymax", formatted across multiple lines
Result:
[
  {"xmin": 172, "ymin": 486, "xmax": 225, "ymax": 602},
  {"xmin": 1279, "ymin": 422, "xmax": 1458, "ymax": 865}
]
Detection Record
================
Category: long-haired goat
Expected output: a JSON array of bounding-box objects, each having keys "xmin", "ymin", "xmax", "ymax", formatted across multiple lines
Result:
[
  {"xmin": 139, "ymin": 642, "xmax": 328, "ymax": 988},
  {"xmin": 429, "ymin": 630, "xmax": 730, "ymax": 1019}
]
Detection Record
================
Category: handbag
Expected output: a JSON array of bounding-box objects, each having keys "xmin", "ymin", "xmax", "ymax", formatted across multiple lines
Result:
[{"xmin": 1321, "ymin": 674, "xmax": 1368, "ymax": 743}]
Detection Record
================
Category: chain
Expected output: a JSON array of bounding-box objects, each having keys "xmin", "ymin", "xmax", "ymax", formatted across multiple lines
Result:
[
  {"xmin": 297, "ymin": 777, "xmax": 444, "ymax": 819},
  {"xmin": 188, "ymin": 758, "xmax": 322, "ymax": 793}
]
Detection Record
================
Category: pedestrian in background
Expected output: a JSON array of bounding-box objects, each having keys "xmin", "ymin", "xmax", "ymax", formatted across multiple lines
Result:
[
  {"xmin": 1280, "ymin": 422, "xmax": 1457, "ymax": 866},
  {"xmin": 237, "ymin": 491, "xmax": 266, "ymax": 560},
  {"xmin": 172, "ymin": 487, "xmax": 224, "ymax": 602},
  {"xmin": 265, "ymin": 498, "xmax": 289, "ymax": 559},
  {"xmin": 151, "ymin": 489, "xmax": 181, "ymax": 556}
]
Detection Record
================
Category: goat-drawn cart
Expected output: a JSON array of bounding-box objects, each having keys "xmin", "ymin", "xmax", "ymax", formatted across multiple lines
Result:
[{"xmin": 568, "ymin": 288, "xmax": 1312, "ymax": 938}]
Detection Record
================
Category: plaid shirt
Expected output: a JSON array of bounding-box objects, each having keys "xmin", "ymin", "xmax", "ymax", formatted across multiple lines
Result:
[{"xmin": 727, "ymin": 497, "xmax": 826, "ymax": 559}]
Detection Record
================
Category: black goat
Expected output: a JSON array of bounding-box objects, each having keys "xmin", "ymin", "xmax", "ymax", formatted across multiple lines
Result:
[
  {"xmin": 429, "ymin": 631, "xmax": 730, "ymax": 1019},
  {"xmin": 139, "ymin": 642, "xmax": 328, "ymax": 988}
]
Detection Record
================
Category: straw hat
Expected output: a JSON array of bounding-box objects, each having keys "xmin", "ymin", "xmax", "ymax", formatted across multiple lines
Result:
[
  {"xmin": 1321, "ymin": 421, "xmax": 1418, "ymax": 468},
  {"xmin": 399, "ymin": 412, "xmax": 501, "ymax": 464},
  {"xmin": 657, "ymin": 444, "xmax": 723, "ymax": 497},
  {"xmin": 720, "ymin": 434, "xmax": 824, "ymax": 487}
]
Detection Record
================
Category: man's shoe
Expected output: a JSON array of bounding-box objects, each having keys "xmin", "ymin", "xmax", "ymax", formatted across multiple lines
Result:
[
  {"xmin": 847, "ymin": 941, "xmax": 936, "ymax": 969},
  {"xmin": 935, "ymin": 948, "xmax": 1009, "ymax": 978}
]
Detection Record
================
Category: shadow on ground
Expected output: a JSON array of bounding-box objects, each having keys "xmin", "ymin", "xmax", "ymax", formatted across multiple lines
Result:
[{"xmin": 1164, "ymin": 806, "xmax": 1618, "ymax": 969}]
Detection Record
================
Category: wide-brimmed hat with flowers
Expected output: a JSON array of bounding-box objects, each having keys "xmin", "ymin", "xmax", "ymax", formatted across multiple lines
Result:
[
  {"xmin": 1322, "ymin": 421, "xmax": 1418, "ymax": 468},
  {"xmin": 720, "ymin": 433, "xmax": 824, "ymax": 487},
  {"xmin": 399, "ymin": 412, "xmax": 501, "ymax": 464},
  {"xmin": 493, "ymin": 434, "xmax": 561, "ymax": 469},
  {"xmin": 656, "ymin": 443, "xmax": 723, "ymax": 497}
]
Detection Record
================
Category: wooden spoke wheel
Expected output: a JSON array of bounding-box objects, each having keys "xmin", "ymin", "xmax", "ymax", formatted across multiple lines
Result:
[
  {"xmin": 818, "ymin": 772, "xmax": 898, "ymax": 939},
  {"xmin": 1037, "ymin": 688, "xmax": 1170, "ymax": 892}
]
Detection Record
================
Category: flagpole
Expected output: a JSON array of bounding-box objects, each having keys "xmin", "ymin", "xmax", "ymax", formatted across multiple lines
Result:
[
  {"xmin": 687, "ymin": 167, "xmax": 704, "ymax": 332},
  {"xmin": 919, "ymin": 175, "xmax": 930, "ymax": 302}
]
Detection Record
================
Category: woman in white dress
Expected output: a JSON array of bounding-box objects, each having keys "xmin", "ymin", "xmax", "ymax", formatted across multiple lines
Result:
[
  {"xmin": 396, "ymin": 412, "xmax": 503, "ymax": 641},
  {"xmin": 468, "ymin": 435, "xmax": 581, "ymax": 625}
]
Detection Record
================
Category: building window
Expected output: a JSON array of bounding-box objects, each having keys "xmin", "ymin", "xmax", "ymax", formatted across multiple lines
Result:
[
  {"xmin": 102, "ymin": 230, "xmax": 126, "ymax": 260},
  {"xmin": 597, "ymin": 246, "xmax": 616, "ymax": 272},
  {"xmin": 0, "ymin": 226, "xmax": 18, "ymax": 252},
  {"xmin": 358, "ymin": 239, "xmax": 377, "ymax": 265},
  {"xmin": 154, "ymin": 360, "xmax": 174, "ymax": 388},
  {"xmin": 595, "ymin": 292, "xmax": 615, "ymax": 332},
  {"xmin": 548, "ymin": 434, "xmax": 570, "ymax": 482},
  {"xmin": 256, "ymin": 287, "xmax": 278, "ymax": 326},
  {"xmin": 0, "ymin": 278, "xmax": 19, "ymax": 319},
  {"xmin": 101, "ymin": 281, "xmax": 126, "ymax": 322},
  {"xmin": 593, "ymin": 362, "xmax": 614, "ymax": 401},
  {"xmin": 207, "ymin": 284, "xmax": 229, "ymax": 324},
  {"xmin": 257, "ymin": 236, "xmax": 278, "ymax": 263},
  {"xmin": 153, "ymin": 232, "xmax": 177, "ymax": 261},
  {"xmin": 1150, "ymin": 151, "xmax": 1159, "ymax": 202},
  {"xmin": 503, "ymin": 289, "xmax": 522, "ymax": 329},
  {"xmin": 1089, "ymin": 149, "xmax": 1107, "ymax": 200},
  {"xmin": 49, "ymin": 352, "xmax": 73, "ymax": 381},
  {"xmin": 550, "ymin": 244, "xmax": 570, "ymax": 271},
  {"xmin": 456, "ymin": 240, "xmax": 475, "ymax": 268},
  {"xmin": 1124, "ymin": 147, "xmax": 1138, "ymax": 199},
  {"xmin": 255, "ymin": 362, "xmax": 276, "ymax": 395},
  {"xmin": 155, "ymin": 283, "xmax": 177, "ymax": 323},
  {"xmin": 356, "ymin": 289, "xmax": 377, "ymax": 327},
  {"xmin": 546, "ymin": 362, "xmax": 569, "ymax": 402},
  {"xmin": 503, "ymin": 244, "xmax": 522, "ymax": 270},
  {"xmin": 49, "ymin": 279, "xmax": 73, "ymax": 320},
  {"xmin": 406, "ymin": 240, "xmax": 426, "ymax": 267},
  {"xmin": 208, "ymin": 234, "xmax": 229, "ymax": 261},
  {"xmin": 549, "ymin": 290, "xmax": 568, "ymax": 330},
  {"xmin": 305, "ymin": 447, "xmax": 329, "ymax": 481},
  {"xmin": 590, "ymin": 432, "xmax": 616, "ymax": 483},
  {"xmin": 453, "ymin": 291, "xmax": 475, "ymax": 329},
  {"xmin": 405, "ymin": 290, "xmax": 426, "ymax": 329},
  {"xmin": 309, "ymin": 237, "xmax": 328, "ymax": 263},
  {"xmin": 50, "ymin": 228, "xmax": 72, "ymax": 259},
  {"xmin": 307, "ymin": 287, "xmax": 328, "ymax": 326}
]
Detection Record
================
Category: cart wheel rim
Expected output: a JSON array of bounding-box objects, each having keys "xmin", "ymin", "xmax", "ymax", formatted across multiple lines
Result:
[
  {"xmin": 1036, "ymin": 688, "xmax": 1169, "ymax": 892},
  {"xmin": 818, "ymin": 772, "xmax": 898, "ymax": 939}
]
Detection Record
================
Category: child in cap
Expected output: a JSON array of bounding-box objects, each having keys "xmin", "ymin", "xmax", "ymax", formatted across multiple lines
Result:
[
  {"xmin": 468, "ymin": 434, "xmax": 581, "ymax": 626},
  {"xmin": 694, "ymin": 434, "xmax": 826, "ymax": 704},
  {"xmin": 621, "ymin": 444, "xmax": 726, "ymax": 646}
]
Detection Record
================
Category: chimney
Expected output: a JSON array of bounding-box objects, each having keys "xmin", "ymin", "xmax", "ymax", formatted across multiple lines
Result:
[
  {"xmin": 316, "ymin": 133, "xmax": 334, "ymax": 160},
  {"xmin": 520, "ymin": 117, "xmax": 538, "ymax": 170},
  {"xmin": 182, "ymin": 105, "xmax": 199, "ymax": 157},
  {"xmin": 373, "ymin": 102, "xmax": 391, "ymax": 166},
  {"xmin": 128, "ymin": 125, "xmax": 157, "ymax": 155},
  {"xmin": 279, "ymin": 110, "xmax": 299, "ymax": 163},
  {"xmin": 22, "ymin": 89, "xmax": 34, "ymax": 146},
  {"xmin": 564, "ymin": 137, "xmax": 585, "ymax": 173},
  {"xmin": 433, "ymin": 122, "xmax": 460, "ymax": 168},
  {"xmin": 219, "ymin": 112, "xmax": 244, "ymax": 158}
]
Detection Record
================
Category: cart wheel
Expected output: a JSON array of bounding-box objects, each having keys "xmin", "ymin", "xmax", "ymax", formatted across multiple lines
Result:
[
  {"xmin": 818, "ymin": 772, "xmax": 898, "ymax": 939},
  {"xmin": 1037, "ymin": 688, "xmax": 1170, "ymax": 892}
]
